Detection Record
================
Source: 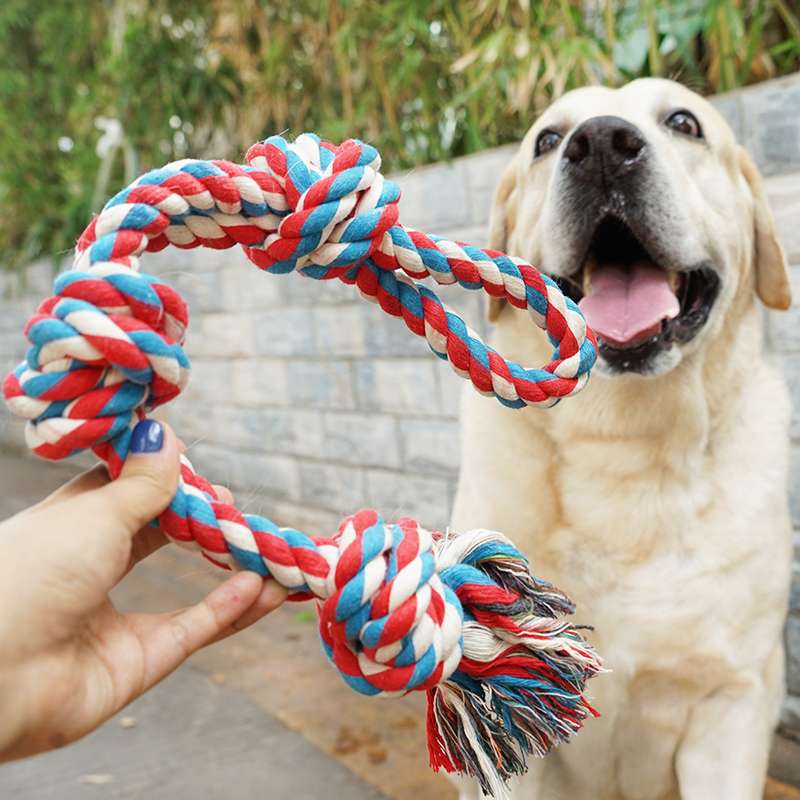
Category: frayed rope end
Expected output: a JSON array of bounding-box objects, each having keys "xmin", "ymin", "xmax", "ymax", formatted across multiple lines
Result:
[{"xmin": 426, "ymin": 530, "xmax": 602, "ymax": 797}]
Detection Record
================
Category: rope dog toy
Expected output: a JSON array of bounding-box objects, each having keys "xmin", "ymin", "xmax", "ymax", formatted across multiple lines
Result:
[{"xmin": 3, "ymin": 133, "xmax": 600, "ymax": 796}]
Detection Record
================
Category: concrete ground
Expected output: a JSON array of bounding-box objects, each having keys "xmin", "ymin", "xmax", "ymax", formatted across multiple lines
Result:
[{"xmin": 0, "ymin": 453, "xmax": 798, "ymax": 800}]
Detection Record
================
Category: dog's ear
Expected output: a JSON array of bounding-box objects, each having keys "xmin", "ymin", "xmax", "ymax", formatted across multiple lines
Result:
[
  {"xmin": 738, "ymin": 147, "xmax": 791, "ymax": 310},
  {"xmin": 486, "ymin": 153, "xmax": 520, "ymax": 322}
]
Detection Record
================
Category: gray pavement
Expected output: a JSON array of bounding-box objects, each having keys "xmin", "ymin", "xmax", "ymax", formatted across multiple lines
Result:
[{"xmin": 0, "ymin": 668, "xmax": 385, "ymax": 800}]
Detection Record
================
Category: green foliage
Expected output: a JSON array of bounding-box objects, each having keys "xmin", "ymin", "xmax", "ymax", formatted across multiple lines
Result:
[
  {"xmin": 1, "ymin": 0, "xmax": 798, "ymax": 270},
  {"xmin": 0, "ymin": 0, "xmax": 238, "ymax": 269}
]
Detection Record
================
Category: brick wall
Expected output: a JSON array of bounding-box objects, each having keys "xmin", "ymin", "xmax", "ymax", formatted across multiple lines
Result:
[{"xmin": 1, "ymin": 73, "xmax": 799, "ymax": 730}]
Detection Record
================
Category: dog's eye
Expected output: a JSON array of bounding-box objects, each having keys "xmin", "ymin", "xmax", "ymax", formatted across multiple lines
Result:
[
  {"xmin": 664, "ymin": 110, "xmax": 703, "ymax": 139},
  {"xmin": 535, "ymin": 129, "xmax": 563, "ymax": 157}
]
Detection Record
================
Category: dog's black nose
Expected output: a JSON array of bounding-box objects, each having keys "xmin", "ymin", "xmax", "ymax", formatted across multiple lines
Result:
[{"xmin": 563, "ymin": 115, "xmax": 646, "ymax": 181}]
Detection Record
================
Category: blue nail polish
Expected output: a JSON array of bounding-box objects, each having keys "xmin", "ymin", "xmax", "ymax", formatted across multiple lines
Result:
[{"xmin": 130, "ymin": 419, "xmax": 164, "ymax": 454}]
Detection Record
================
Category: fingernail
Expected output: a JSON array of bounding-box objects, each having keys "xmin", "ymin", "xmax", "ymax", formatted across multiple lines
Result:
[{"xmin": 130, "ymin": 419, "xmax": 164, "ymax": 454}]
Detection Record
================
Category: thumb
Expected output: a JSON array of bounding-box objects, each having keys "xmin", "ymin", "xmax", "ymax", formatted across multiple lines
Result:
[{"xmin": 98, "ymin": 419, "xmax": 181, "ymax": 535}]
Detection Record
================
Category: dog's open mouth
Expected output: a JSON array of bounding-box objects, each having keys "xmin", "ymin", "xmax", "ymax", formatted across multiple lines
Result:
[{"xmin": 554, "ymin": 216, "xmax": 720, "ymax": 373}]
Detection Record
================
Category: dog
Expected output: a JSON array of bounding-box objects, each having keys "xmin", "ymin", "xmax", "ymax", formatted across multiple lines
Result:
[{"xmin": 450, "ymin": 78, "xmax": 793, "ymax": 799}]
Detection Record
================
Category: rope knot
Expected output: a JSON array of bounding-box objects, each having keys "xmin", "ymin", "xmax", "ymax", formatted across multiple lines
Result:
[
  {"xmin": 318, "ymin": 509, "xmax": 463, "ymax": 696},
  {"xmin": 243, "ymin": 133, "xmax": 400, "ymax": 278},
  {"xmin": 2, "ymin": 265, "xmax": 189, "ymax": 469}
]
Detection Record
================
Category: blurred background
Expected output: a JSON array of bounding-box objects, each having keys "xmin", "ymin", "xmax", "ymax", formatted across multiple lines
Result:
[
  {"xmin": 1, "ymin": 2, "xmax": 799, "ymax": 799},
  {"xmin": 1, "ymin": 0, "xmax": 799, "ymax": 269}
]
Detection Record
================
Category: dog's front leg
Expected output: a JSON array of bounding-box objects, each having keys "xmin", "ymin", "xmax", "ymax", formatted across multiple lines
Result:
[{"xmin": 674, "ymin": 648, "xmax": 783, "ymax": 800}]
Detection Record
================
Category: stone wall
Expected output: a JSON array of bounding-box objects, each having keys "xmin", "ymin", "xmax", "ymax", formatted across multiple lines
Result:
[{"xmin": 1, "ymin": 73, "xmax": 799, "ymax": 730}]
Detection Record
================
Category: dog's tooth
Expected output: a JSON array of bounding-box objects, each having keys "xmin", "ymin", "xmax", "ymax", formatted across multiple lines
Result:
[
  {"xmin": 583, "ymin": 255, "xmax": 596, "ymax": 295},
  {"xmin": 667, "ymin": 271, "xmax": 681, "ymax": 292}
]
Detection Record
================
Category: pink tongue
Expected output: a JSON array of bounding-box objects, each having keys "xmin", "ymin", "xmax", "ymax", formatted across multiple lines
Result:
[{"xmin": 579, "ymin": 263, "xmax": 679, "ymax": 347}]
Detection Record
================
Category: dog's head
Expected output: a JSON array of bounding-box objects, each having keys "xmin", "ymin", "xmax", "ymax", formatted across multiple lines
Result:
[{"xmin": 489, "ymin": 78, "xmax": 790, "ymax": 376}]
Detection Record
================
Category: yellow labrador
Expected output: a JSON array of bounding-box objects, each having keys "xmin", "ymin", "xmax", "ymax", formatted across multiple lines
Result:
[{"xmin": 451, "ymin": 78, "xmax": 793, "ymax": 800}]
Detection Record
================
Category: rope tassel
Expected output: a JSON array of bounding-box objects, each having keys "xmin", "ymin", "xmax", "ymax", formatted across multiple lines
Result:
[
  {"xmin": 2, "ymin": 132, "xmax": 602, "ymax": 796},
  {"xmin": 427, "ymin": 531, "xmax": 600, "ymax": 796}
]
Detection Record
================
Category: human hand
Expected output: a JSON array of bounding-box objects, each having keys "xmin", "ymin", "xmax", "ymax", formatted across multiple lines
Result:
[{"xmin": 0, "ymin": 419, "xmax": 287, "ymax": 761}]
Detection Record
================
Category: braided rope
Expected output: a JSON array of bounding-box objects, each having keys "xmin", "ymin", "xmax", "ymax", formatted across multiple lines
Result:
[{"xmin": 3, "ymin": 133, "xmax": 600, "ymax": 796}]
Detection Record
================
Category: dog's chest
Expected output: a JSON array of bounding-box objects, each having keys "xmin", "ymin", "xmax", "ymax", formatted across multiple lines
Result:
[{"xmin": 542, "ymin": 432, "xmax": 791, "ymax": 670}]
